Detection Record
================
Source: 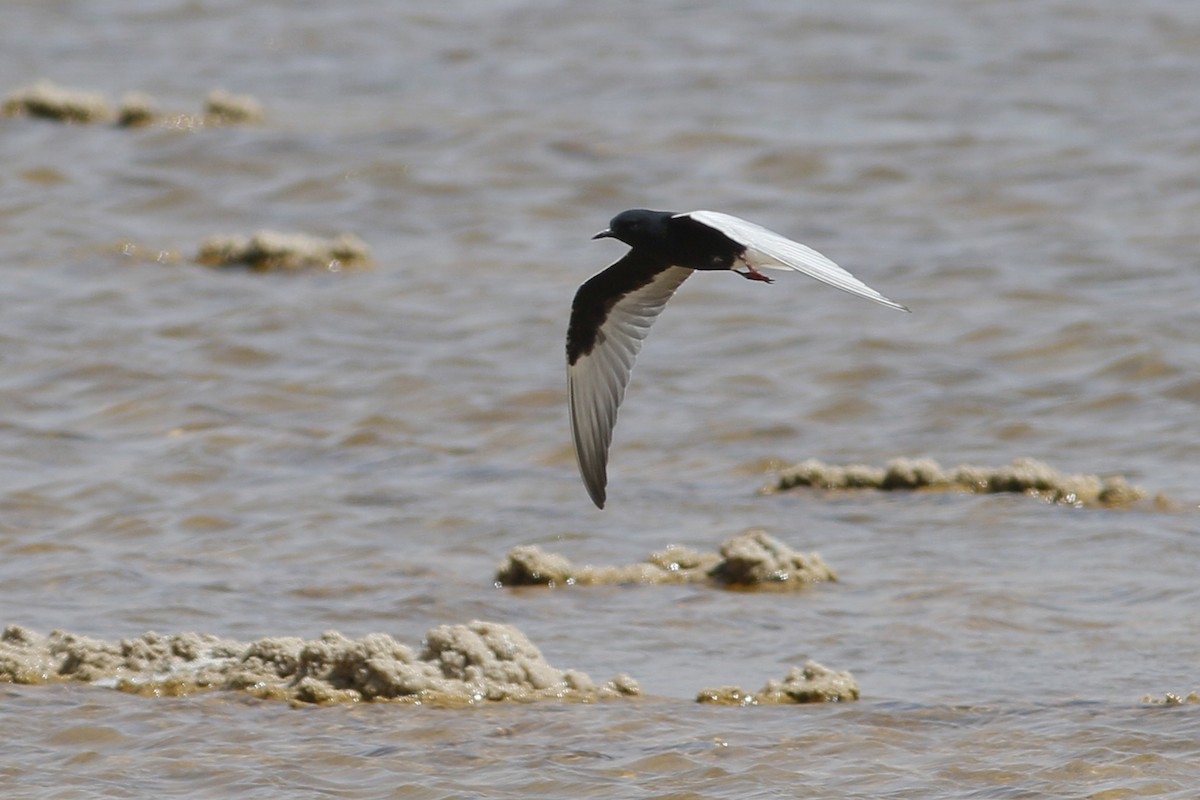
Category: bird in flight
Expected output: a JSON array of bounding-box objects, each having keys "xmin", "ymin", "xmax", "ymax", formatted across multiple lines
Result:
[{"xmin": 566, "ymin": 208, "xmax": 908, "ymax": 509}]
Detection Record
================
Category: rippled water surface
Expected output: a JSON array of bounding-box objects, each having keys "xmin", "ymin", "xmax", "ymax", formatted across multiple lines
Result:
[{"xmin": 3, "ymin": 1, "xmax": 1200, "ymax": 797}]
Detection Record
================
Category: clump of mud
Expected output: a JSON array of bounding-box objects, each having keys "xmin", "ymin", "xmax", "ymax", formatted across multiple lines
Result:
[
  {"xmin": 496, "ymin": 529, "xmax": 836, "ymax": 589},
  {"xmin": 697, "ymin": 661, "xmax": 860, "ymax": 705},
  {"xmin": 768, "ymin": 456, "xmax": 1149, "ymax": 508},
  {"xmin": 0, "ymin": 621, "xmax": 639, "ymax": 706},
  {"xmin": 195, "ymin": 231, "xmax": 373, "ymax": 272},
  {"xmin": 2, "ymin": 81, "xmax": 263, "ymax": 127}
]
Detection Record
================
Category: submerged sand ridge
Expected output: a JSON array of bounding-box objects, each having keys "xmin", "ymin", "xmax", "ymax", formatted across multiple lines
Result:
[
  {"xmin": 768, "ymin": 456, "xmax": 1156, "ymax": 508},
  {"xmin": 0, "ymin": 621, "xmax": 639, "ymax": 706},
  {"xmin": 111, "ymin": 230, "xmax": 375, "ymax": 273},
  {"xmin": 496, "ymin": 529, "xmax": 837, "ymax": 589},
  {"xmin": 2, "ymin": 80, "xmax": 263, "ymax": 127}
]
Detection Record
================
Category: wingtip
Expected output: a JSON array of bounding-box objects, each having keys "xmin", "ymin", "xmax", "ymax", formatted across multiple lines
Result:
[
  {"xmin": 589, "ymin": 485, "xmax": 606, "ymax": 509},
  {"xmin": 874, "ymin": 295, "xmax": 910, "ymax": 313}
]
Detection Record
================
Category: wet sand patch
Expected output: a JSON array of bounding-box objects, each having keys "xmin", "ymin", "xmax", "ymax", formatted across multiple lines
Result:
[
  {"xmin": 697, "ymin": 661, "xmax": 860, "ymax": 705},
  {"xmin": 496, "ymin": 529, "xmax": 836, "ymax": 589},
  {"xmin": 0, "ymin": 621, "xmax": 639, "ymax": 706},
  {"xmin": 766, "ymin": 456, "xmax": 1155, "ymax": 508}
]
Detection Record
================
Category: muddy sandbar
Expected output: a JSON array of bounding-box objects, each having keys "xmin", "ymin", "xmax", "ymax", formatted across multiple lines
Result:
[
  {"xmin": 768, "ymin": 456, "xmax": 1149, "ymax": 508},
  {"xmin": 0, "ymin": 621, "xmax": 639, "ymax": 706}
]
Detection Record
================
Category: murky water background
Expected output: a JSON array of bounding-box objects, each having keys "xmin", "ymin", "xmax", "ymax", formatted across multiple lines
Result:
[{"xmin": 3, "ymin": 0, "xmax": 1200, "ymax": 796}]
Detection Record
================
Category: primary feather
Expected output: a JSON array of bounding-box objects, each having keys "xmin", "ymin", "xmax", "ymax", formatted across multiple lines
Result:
[{"xmin": 567, "ymin": 256, "xmax": 693, "ymax": 508}]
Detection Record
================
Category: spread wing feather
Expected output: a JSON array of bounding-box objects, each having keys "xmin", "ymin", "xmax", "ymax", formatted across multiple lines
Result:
[
  {"xmin": 680, "ymin": 210, "xmax": 909, "ymax": 312},
  {"xmin": 567, "ymin": 261, "xmax": 693, "ymax": 508}
]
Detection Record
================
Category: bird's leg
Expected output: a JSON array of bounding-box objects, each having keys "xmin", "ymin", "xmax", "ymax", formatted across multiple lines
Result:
[
  {"xmin": 735, "ymin": 266, "xmax": 774, "ymax": 283},
  {"xmin": 741, "ymin": 269, "xmax": 773, "ymax": 283}
]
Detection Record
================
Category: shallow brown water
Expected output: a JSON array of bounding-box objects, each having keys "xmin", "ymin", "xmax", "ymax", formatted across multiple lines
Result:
[{"xmin": 2, "ymin": 0, "xmax": 1200, "ymax": 797}]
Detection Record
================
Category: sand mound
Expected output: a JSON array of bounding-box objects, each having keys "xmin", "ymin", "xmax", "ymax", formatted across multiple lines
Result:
[
  {"xmin": 697, "ymin": 661, "xmax": 860, "ymax": 705},
  {"xmin": 195, "ymin": 231, "xmax": 373, "ymax": 272},
  {"xmin": 496, "ymin": 529, "xmax": 836, "ymax": 589},
  {"xmin": 768, "ymin": 456, "xmax": 1149, "ymax": 507},
  {"xmin": 0, "ymin": 621, "xmax": 639, "ymax": 706}
]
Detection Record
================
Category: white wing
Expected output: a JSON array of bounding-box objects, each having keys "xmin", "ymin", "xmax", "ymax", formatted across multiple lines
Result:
[
  {"xmin": 568, "ymin": 264, "xmax": 693, "ymax": 508},
  {"xmin": 681, "ymin": 210, "xmax": 908, "ymax": 312}
]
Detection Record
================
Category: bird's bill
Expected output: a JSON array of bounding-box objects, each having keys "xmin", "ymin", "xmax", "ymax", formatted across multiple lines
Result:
[{"xmin": 591, "ymin": 229, "xmax": 613, "ymax": 240}]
